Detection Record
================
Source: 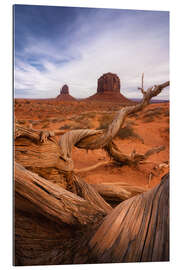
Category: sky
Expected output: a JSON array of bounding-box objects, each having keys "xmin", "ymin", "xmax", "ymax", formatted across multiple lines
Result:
[{"xmin": 14, "ymin": 5, "xmax": 169, "ymax": 100}]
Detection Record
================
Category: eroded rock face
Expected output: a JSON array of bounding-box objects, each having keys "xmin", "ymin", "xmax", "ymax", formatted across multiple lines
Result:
[
  {"xmin": 60, "ymin": 84, "xmax": 69, "ymax": 94},
  {"xmin": 84, "ymin": 72, "xmax": 134, "ymax": 104},
  {"xmin": 56, "ymin": 84, "xmax": 76, "ymax": 101},
  {"xmin": 97, "ymin": 73, "xmax": 120, "ymax": 93}
]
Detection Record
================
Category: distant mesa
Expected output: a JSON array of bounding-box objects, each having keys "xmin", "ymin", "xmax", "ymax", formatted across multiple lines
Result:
[
  {"xmin": 84, "ymin": 72, "xmax": 135, "ymax": 104},
  {"xmin": 97, "ymin": 72, "xmax": 120, "ymax": 93},
  {"xmin": 56, "ymin": 73, "xmax": 135, "ymax": 104},
  {"xmin": 56, "ymin": 84, "xmax": 76, "ymax": 101}
]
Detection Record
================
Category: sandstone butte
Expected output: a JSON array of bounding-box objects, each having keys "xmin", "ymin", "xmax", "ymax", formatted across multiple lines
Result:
[
  {"xmin": 56, "ymin": 84, "xmax": 77, "ymax": 101},
  {"xmin": 56, "ymin": 73, "xmax": 135, "ymax": 104},
  {"xmin": 83, "ymin": 72, "xmax": 135, "ymax": 104}
]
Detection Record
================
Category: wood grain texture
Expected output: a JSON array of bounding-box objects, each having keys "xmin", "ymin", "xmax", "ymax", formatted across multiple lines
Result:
[
  {"xmin": 92, "ymin": 182, "xmax": 147, "ymax": 202},
  {"xmin": 14, "ymin": 166, "xmax": 169, "ymax": 265},
  {"xmin": 14, "ymin": 163, "xmax": 110, "ymax": 266},
  {"xmin": 88, "ymin": 174, "xmax": 169, "ymax": 263},
  {"xmin": 15, "ymin": 162, "xmax": 107, "ymax": 226},
  {"xmin": 14, "ymin": 80, "xmax": 169, "ymax": 265}
]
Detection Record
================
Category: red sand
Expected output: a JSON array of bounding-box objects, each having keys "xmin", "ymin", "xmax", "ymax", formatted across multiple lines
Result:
[{"xmin": 14, "ymin": 99, "xmax": 169, "ymax": 190}]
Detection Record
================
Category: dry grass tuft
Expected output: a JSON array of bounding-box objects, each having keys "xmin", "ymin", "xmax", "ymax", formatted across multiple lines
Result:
[{"xmin": 116, "ymin": 125, "xmax": 144, "ymax": 143}]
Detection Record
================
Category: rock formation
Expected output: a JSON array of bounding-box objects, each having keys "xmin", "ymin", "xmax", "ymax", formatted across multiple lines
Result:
[
  {"xmin": 97, "ymin": 72, "xmax": 120, "ymax": 93},
  {"xmin": 56, "ymin": 84, "xmax": 76, "ymax": 101},
  {"xmin": 60, "ymin": 84, "xmax": 69, "ymax": 94},
  {"xmin": 84, "ymin": 72, "xmax": 135, "ymax": 104}
]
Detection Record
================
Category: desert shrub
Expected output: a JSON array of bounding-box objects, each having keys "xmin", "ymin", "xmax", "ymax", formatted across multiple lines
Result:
[
  {"xmin": 85, "ymin": 112, "xmax": 97, "ymax": 118},
  {"xmin": 98, "ymin": 121, "xmax": 109, "ymax": 130},
  {"xmin": 72, "ymin": 119, "xmax": 92, "ymax": 129},
  {"xmin": 143, "ymin": 107, "xmax": 163, "ymax": 118},
  {"xmin": 17, "ymin": 120, "xmax": 26, "ymax": 125},
  {"xmin": 143, "ymin": 116, "xmax": 154, "ymax": 123},
  {"xmin": 51, "ymin": 118, "xmax": 58, "ymax": 123},
  {"xmin": 164, "ymin": 110, "xmax": 169, "ymax": 117},
  {"xmin": 126, "ymin": 120, "xmax": 137, "ymax": 126},
  {"xmin": 42, "ymin": 123, "xmax": 50, "ymax": 128},
  {"xmin": 59, "ymin": 124, "xmax": 72, "ymax": 130},
  {"xmin": 33, "ymin": 122, "xmax": 39, "ymax": 126},
  {"xmin": 72, "ymin": 124, "xmax": 87, "ymax": 130},
  {"xmin": 117, "ymin": 125, "xmax": 144, "ymax": 143},
  {"xmin": 163, "ymin": 127, "xmax": 169, "ymax": 133},
  {"xmin": 97, "ymin": 113, "xmax": 114, "ymax": 129},
  {"xmin": 128, "ymin": 113, "xmax": 138, "ymax": 119},
  {"xmin": 38, "ymin": 114, "xmax": 43, "ymax": 119}
]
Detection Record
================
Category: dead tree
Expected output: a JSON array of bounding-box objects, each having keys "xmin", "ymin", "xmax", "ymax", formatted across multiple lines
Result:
[
  {"xmin": 14, "ymin": 163, "xmax": 169, "ymax": 265},
  {"xmin": 88, "ymin": 173, "xmax": 169, "ymax": 263},
  {"xmin": 14, "ymin": 79, "xmax": 169, "ymax": 265}
]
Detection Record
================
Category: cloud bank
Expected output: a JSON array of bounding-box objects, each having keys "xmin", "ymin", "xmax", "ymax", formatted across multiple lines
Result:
[{"xmin": 14, "ymin": 6, "xmax": 169, "ymax": 100}]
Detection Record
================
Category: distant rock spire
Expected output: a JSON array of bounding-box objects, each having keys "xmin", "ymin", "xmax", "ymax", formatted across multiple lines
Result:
[
  {"xmin": 56, "ymin": 84, "xmax": 76, "ymax": 101},
  {"xmin": 60, "ymin": 84, "xmax": 69, "ymax": 94}
]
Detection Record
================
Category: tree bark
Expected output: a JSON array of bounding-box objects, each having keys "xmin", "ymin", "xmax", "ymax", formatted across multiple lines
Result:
[
  {"xmin": 92, "ymin": 182, "xmax": 147, "ymax": 202},
  {"xmin": 87, "ymin": 174, "xmax": 169, "ymax": 263},
  {"xmin": 15, "ymin": 162, "xmax": 109, "ymax": 226},
  {"xmin": 14, "ymin": 165, "xmax": 169, "ymax": 265},
  {"xmin": 14, "ymin": 80, "xmax": 169, "ymax": 265}
]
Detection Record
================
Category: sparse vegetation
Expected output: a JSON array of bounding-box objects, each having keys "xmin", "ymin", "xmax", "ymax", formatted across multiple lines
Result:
[
  {"xmin": 97, "ymin": 113, "xmax": 115, "ymax": 129},
  {"xmin": 14, "ymin": 78, "xmax": 169, "ymax": 266},
  {"xmin": 59, "ymin": 124, "xmax": 72, "ymax": 130},
  {"xmin": 143, "ymin": 107, "xmax": 163, "ymax": 118},
  {"xmin": 117, "ymin": 124, "xmax": 144, "ymax": 143},
  {"xmin": 42, "ymin": 123, "xmax": 50, "ymax": 128},
  {"xmin": 17, "ymin": 120, "xmax": 26, "ymax": 125},
  {"xmin": 164, "ymin": 110, "xmax": 169, "ymax": 117},
  {"xmin": 143, "ymin": 115, "xmax": 154, "ymax": 123}
]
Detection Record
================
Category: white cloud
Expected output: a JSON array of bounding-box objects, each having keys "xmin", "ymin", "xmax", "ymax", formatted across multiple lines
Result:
[{"xmin": 15, "ymin": 10, "xmax": 169, "ymax": 100}]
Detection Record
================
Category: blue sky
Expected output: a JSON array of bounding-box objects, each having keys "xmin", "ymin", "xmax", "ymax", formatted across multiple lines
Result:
[{"xmin": 14, "ymin": 5, "xmax": 169, "ymax": 99}]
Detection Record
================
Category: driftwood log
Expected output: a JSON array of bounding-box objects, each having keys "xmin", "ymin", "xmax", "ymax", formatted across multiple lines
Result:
[{"xmin": 14, "ymin": 79, "xmax": 169, "ymax": 265}]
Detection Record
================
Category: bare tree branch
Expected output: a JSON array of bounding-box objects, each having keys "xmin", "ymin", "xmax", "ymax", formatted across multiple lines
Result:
[{"xmin": 15, "ymin": 162, "xmax": 111, "ymax": 226}]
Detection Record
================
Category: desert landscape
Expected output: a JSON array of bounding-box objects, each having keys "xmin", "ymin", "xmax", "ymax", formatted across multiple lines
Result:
[
  {"xmin": 13, "ymin": 4, "xmax": 170, "ymax": 266},
  {"xmin": 14, "ymin": 72, "xmax": 169, "ymax": 265}
]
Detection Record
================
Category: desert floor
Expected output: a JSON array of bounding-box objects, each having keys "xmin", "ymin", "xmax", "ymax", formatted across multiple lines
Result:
[{"xmin": 14, "ymin": 99, "xmax": 169, "ymax": 190}]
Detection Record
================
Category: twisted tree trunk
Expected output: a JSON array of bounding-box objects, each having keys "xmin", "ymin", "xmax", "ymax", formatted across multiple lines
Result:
[
  {"xmin": 14, "ymin": 167, "xmax": 169, "ymax": 265},
  {"xmin": 14, "ymin": 79, "xmax": 169, "ymax": 265}
]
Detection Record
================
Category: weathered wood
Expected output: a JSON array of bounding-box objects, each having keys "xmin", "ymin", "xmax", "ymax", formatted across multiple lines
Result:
[
  {"xmin": 14, "ymin": 80, "xmax": 169, "ymax": 173},
  {"xmin": 88, "ymin": 174, "xmax": 169, "ymax": 263},
  {"xmin": 14, "ymin": 79, "xmax": 169, "ymax": 265},
  {"xmin": 14, "ymin": 171, "xmax": 169, "ymax": 265},
  {"xmin": 15, "ymin": 162, "xmax": 107, "ymax": 226},
  {"xmin": 14, "ymin": 163, "xmax": 110, "ymax": 266},
  {"xmin": 71, "ymin": 175, "xmax": 112, "ymax": 214},
  {"xmin": 74, "ymin": 161, "xmax": 112, "ymax": 173},
  {"xmin": 56, "ymin": 81, "xmax": 169, "ymax": 162},
  {"xmin": 104, "ymin": 143, "xmax": 165, "ymax": 165},
  {"xmin": 92, "ymin": 182, "xmax": 147, "ymax": 201}
]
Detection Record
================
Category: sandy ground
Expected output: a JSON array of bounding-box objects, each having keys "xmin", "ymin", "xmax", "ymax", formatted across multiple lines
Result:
[{"xmin": 14, "ymin": 99, "xmax": 169, "ymax": 191}]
